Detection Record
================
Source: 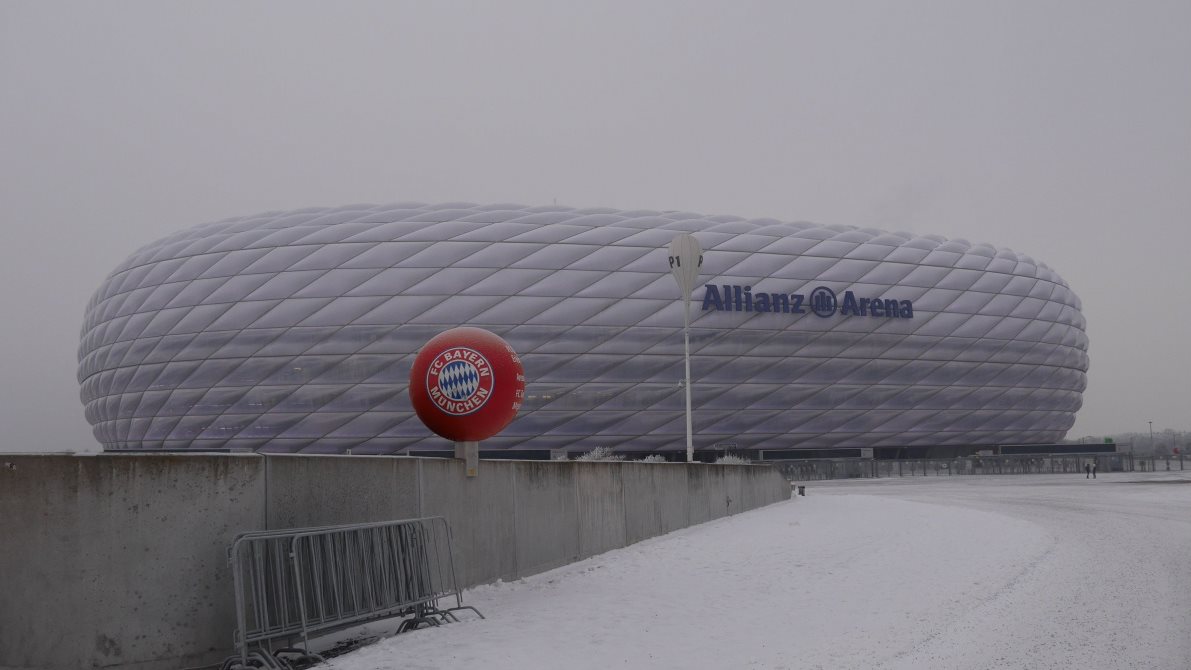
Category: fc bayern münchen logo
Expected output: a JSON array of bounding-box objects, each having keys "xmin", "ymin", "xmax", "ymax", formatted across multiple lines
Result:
[{"xmin": 426, "ymin": 347, "xmax": 495, "ymax": 416}]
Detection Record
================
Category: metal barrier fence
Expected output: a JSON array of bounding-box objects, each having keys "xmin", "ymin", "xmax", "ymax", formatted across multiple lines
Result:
[
  {"xmin": 225, "ymin": 517, "xmax": 481, "ymax": 669},
  {"xmin": 1133, "ymin": 455, "xmax": 1187, "ymax": 473},
  {"xmin": 769, "ymin": 453, "xmax": 1187, "ymax": 482}
]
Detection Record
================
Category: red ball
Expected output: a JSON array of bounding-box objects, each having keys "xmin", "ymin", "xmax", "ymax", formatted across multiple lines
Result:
[{"xmin": 409, "ymin": 327, "xmax": 525, "ymax": 442}]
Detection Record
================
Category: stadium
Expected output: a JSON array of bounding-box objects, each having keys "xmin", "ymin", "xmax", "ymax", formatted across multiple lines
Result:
[{"xmin": 78, "ymin": 202, "xmax": 1089, "ymax": 458}]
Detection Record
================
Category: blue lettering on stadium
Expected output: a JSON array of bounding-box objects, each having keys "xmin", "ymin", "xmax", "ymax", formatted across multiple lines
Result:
[{"xmin": 700, "ymin": 284, "xmax": 913, "ymax": 318}]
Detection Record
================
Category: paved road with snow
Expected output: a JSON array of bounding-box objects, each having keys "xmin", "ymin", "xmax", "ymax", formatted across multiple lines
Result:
[
  {"xmin": 329, "ymin": 470, "xmax": 1191, "ymax": 670},
  {"xmin": 819, "ymin": 472, "xmax": 1191, "ymax": 670}
]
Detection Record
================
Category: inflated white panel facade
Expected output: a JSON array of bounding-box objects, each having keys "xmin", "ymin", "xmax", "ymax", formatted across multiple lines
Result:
[{"xmin": 78, "ymin": 202, "xmax": 1088, "ymax": 454}]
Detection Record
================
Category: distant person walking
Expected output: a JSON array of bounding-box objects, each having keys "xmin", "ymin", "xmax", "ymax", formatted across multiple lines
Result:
[
  {"xmin": 1085, "ymin": 462, "xmax": 1092, "ymax": 478},
  {"xmin": 1092, "ymin": 461, "xmax": 1098, "ymax": 479}
]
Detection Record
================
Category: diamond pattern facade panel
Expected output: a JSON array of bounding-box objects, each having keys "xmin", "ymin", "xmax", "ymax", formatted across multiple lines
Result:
[{"xmin": 78, "ymin": 202, "xmax": 1089, "ymax": 454}]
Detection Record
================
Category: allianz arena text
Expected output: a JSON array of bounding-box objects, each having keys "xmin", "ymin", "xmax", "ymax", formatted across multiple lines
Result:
[{"xmin": 78, "ymin": 202, "xmax": 1088, "ymax": 456}]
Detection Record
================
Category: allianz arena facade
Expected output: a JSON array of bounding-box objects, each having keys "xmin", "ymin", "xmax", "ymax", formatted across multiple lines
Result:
[{"xmin": 78, "ymin": 202, "xmax": 1088, "ymax": 456}]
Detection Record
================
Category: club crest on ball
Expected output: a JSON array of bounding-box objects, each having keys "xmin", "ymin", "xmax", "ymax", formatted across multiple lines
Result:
[{"xmin": 426, "ymin": 346, "xmax": 494, "ymax": 415}]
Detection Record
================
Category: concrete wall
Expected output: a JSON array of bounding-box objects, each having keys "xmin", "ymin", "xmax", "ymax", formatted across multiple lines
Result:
[{"xmin": 0, "ymin": 454, "xmax": 790, "ymax": 670}]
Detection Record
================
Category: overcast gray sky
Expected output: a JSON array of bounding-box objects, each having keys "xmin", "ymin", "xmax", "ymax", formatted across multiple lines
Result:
[{"xmin": 2, "ymin": 1, "xmax": 1188, "ymax": 452}]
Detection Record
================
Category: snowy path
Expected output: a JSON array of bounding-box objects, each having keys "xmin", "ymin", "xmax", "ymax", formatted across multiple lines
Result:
[
  {"xmin": 327, "ymin": 471, "xmax": 1191, "ymax": 670},
  {"xmin": 830, "ymin": 472, "xmax": 1191, "ymax": 670}
]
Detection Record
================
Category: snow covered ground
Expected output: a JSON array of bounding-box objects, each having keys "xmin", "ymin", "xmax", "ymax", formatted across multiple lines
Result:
[{"xmin": 327, "ymin": 471, "xmax": 1191, "ymax": 670}]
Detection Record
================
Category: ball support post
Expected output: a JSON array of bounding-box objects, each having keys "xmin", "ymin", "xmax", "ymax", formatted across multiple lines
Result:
[{"xmin": 454, "ymin": 441, "xmax": 480, "ymax": 478}]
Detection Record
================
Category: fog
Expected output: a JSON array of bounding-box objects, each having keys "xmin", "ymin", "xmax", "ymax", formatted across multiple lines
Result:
[{"xmin": 2, "ymin": 1, "xmax": 1187, "ymax": 452}]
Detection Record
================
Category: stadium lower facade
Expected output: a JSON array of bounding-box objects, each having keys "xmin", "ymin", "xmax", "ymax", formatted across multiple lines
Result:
[{"xmin": 78, "ymin": 202, "xmax": 1089, "ymax": 457}]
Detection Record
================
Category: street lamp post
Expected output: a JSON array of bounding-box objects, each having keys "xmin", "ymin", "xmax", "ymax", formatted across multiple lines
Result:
[
  {"xmin": 668, "ymin": 234, "xmax": 703, "ymax": 463},
  {"xmin": 1149, "ymin": 420, "xmax": 1154, "ymax": 454}
]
